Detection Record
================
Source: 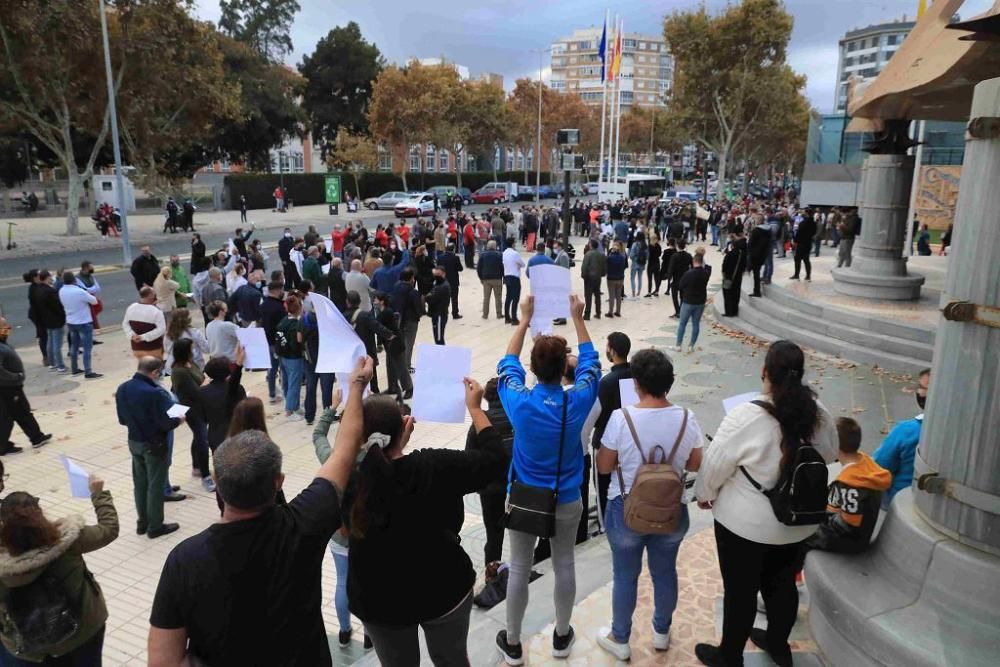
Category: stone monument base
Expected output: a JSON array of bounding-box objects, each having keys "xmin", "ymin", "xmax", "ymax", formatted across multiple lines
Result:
[
  {"xmin": 805, "ymin": 489, "xmax": 1000, "ymax": 666},
  {"xmin": 831, "ymin": 267, "xmax": 925, "ymax": 300}
]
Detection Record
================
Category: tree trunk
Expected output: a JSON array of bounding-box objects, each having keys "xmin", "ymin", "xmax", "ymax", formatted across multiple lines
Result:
[
  {"xmin": 715, "ymin": 149, "xmax": 729, "ymax": 199},
  {"xmin": 65, "ymin": 170, "xmax": 84, "ymax": 236},
  {"xmin": 522, "ymin": 147, "xmax": 528, "ymax": 185},
  {"xmin": 455, "ymin": 146, "xmax": 462, "ymax": 189},
  {"xmin": 352, "ymin": 171, "xmax": 361, "ymax": 201}
]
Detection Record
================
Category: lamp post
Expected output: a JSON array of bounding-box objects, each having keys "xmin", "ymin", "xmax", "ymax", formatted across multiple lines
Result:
[{"xmin": 98, "ymin": 0, "xmax": 131, "ymax": 265}]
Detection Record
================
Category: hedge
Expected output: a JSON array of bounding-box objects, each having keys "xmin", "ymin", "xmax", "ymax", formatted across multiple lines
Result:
[{"xmin": 224, "ymin": 171, "xmax": 557, "ymax": 209}]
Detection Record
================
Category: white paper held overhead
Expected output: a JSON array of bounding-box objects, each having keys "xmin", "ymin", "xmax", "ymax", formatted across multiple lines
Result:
[
  {"xmin": 411, "ymin": 344, "xmax": 472, "ymax": 423},
  {"xmin": 311, "ymin": 292, "xmax": 366, "ymax": 373},
  {"xmin": 59, "ymin": 455, "xmax": 91, "ymax": 498},
  {"xmin": 235, "ymin": 327, "xmax": 272, "ymax": 370}
]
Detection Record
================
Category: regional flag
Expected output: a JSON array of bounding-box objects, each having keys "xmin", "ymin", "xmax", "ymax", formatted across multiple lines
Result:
[{"xmin": 610, "ymin": 21, "xmax": 623, "ymax": 80}]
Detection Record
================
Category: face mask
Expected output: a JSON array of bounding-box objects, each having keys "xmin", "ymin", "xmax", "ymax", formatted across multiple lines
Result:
[
  {"xmin": 916, "ymin": 392, "xmax": 926, "ymax": 410},
  {"xmin": 284, "ymin": 233, "xmax": 292, "ymax": 238}
]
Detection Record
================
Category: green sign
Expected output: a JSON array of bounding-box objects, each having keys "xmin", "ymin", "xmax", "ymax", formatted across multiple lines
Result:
[{"xmin": 324, "ymin": 175, "xmax": 342, "ymax": 204}]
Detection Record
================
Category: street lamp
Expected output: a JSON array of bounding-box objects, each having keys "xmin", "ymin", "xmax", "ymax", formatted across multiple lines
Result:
[{"xmin": 98, "ymin": 0, "xmax": 131, "ymax": 265}]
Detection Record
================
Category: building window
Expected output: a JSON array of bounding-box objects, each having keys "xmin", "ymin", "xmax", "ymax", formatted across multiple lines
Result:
[
  {"xmin": 409, "ymin": 146, "xmax": 420, "ymax": 172},
  {"xmin": 623, "ymin": 39, "xmax": 636, "ymax": 49},
  {"xmin": 621, "ymin": 91, "xmax": 634, "ymax": 103},
  {"xmin": 527, "ymin": 150, "xmax": 533, "ymax": 170},
  {"xmin": 440, "ymin": 150, "xmax": 449, "ymax": 172},
  {"xmin": 291, "ymin": 152, "xmax": 304, "ymax": 173},
  {"xmin": 844, "ymin": 56, "xmax": 854, "ymax": 67},
  {"xmin": 426, "ymin": 145, "xmax": 436, "ymax": 171},
  {"xmin": 516, "ymin": 152, "xmax": 524, "ymax": 170},
  {"xmin": 887, "ymin": 34, "xmax": 898, "ymax": 45},
  {"xmin": 466, "ymin": 153, "xmax": 477, "ymax": 171},
  {"xmin": 870, "ymin": 35, "xmax": 880, "ymax": 46},
  {"xmin": 576, "ymin": 41, "xmax": 591, "ymax": 49},
  {"xmin": 506, "ymin": 151, "xmax": 514, "ymax": 171},
  {"xmin": 378, "ymin": 147, "xmax": 392, "ymax": 172},
  {"xmin": 847, "ymin": 41, "xmax": 857, "ymax": 52}
]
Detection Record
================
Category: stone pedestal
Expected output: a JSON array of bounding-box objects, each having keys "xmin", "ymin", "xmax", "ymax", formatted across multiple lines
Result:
[
  {"xmin": 810, "ymin": 78, "xmax": 1000, "ymax": 666},
  {"xmin": 832, "ymin": 153, "xmax": 925, "ymax": 300}
]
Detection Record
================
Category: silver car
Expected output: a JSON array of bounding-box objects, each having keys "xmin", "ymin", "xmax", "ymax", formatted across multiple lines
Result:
[{"xmin": 364, "ymin": 191, "xmax": 411, "ymax": 210}]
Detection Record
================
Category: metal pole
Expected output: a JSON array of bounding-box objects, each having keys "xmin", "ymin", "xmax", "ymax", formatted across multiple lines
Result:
[
  {"xmin": 536, "ymin": 50, "xmax": 543, "ymax": 203},
  {"xmin": 597, "ymin": 9, "xmax": 609, "ymax": 197},
  {"xmin": 99, "ymin": 0, "xmax": 131, "ymax": 265},
  {"xmin": 903, "ymin": 119, "xmax": 926, "ymax": 257}
]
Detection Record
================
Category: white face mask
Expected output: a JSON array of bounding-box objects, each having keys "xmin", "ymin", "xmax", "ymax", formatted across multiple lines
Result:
[{"xmin": 284, "ymin": 233, "xmax": 292, "ymax": 238}]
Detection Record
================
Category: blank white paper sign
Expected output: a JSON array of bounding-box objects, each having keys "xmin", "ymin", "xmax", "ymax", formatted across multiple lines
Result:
[
  {"xmin": 619, "ymin": 378, "xmax": 640, "ymax": 408},
  {"xmin": 411, "ymin": 344, "xmax": 472, "ymax": 423},
  {"xmin": 529, "ymin": 264, "xmax": 571, "ymax": 333},
  {"xmin": 166, "ymin": 404, "xmax": 190, "ymax": 418},
  {"xmin": 235, "ymin": 327, "xmax": 272, "ymax": 370},
  {"xmin": 59, "ymin": 455, "xmax": 91, "ymax": 498}
]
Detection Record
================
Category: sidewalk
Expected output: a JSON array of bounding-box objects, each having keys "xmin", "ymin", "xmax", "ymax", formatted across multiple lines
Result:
[
  {"xmin": 1, "ymin": 248, "xmax": 923, "ymax": 665},
  {"xmin": 1, "ymin": 204, "xmax": 383, "ymax": 258}
]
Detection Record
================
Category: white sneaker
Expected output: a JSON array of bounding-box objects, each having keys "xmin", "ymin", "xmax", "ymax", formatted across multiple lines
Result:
[
  {"xmin": 596, "ymin": 628, "xmax": 631, "ymax": 661},
  {"xmin": 286, "ymin": 412, "xmax": 303, "ymax": 422},
  {"xmin": 687, "ymin": 345, "xmax": 695, "ymax": 354},
  {"xmin": 652, "ymin": 625, "xmax": 670, "ymax": 651},
  {"xmin": 669, "ymin": 345, "xmax": 683, "ymax": 352}
]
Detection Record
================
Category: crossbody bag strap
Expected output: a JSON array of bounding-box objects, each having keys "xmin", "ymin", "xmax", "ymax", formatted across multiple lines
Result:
[
  {"xmin": 553, "ymin": 391, "xmax": 568, "ymax": 496},
  {"xmin": 739, "ymin": 399, "xmax": 772, "ymax": 491}
]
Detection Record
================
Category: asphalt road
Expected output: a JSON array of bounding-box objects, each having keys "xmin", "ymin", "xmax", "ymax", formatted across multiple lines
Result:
[{"xmin": 0, "ymin": 199, "xmax": 544, "ymax": 350}]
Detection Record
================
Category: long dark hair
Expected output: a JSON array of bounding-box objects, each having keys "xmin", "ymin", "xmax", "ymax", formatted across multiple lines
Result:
[
  {"xmin": 347, "ymin": 395, "xmax": 404, "ymax": 540},
  {"xmin": 762, "ymin": 341, "xmax": 820, "ymax": 467},
  {"xmin": 0, "ymin": 493, "xmax": 60, "ymax": 556},
  {"xmin": 228, "ymin": 397, "xmax": 269, "ymax": 437}
]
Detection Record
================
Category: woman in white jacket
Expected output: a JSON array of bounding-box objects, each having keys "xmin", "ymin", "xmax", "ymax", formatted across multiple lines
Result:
[{"xmin": 694, "ymin": 340, "xmax": 836, "ymax": 667}]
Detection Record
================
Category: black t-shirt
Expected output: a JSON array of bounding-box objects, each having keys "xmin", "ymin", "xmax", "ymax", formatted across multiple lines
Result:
[{"xmin": 150, "ymin": 478, "xmax": 340, "ymax": 667}]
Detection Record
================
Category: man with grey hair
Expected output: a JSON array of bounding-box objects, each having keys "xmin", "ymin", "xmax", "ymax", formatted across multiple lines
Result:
[
  {"xmin": 477, "ymin": 239, "xmax": 504, "ymax": 320},
  {"xmin": 201, "ymin": 267, "xmax": 226, "ymax": 320},
  {"xmin": 116, "ymin": 355, "xmax": 184, "ymax": 538},
  {"xmin": 148, "ymin": 358, "xmax": 375, "ymax": 667},
  {"xmin": 344, "ymin": 258, "xmax": 372, "ymax": 313}
]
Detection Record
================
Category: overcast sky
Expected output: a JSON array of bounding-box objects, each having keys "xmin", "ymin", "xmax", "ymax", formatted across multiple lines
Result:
[{"xmin": 193, "ymin": 0, "xmax": 996, "ymax": 114}]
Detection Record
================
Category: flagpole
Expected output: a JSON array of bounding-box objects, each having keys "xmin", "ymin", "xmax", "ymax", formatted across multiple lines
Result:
[
  {"xmin": 597, "ymin": 10, "xmax": 609, "ymax": 200},
  {"xmin": 606, "ymin": 17, "xmax": 619, "ymax": 200},
  {"xmin": 612, "ymin": 18, "xmax": 623, "ymax": 198}
]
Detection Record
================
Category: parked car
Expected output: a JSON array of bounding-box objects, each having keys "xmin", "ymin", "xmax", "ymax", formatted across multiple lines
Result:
[
  {"xmin": 515, "ymin": 186, "xmax": 536, "ymax": 201},
  {"xmin": 584, "ymin": 182, "xmax": 600, "ymax": 195},
  {"xmin": 364, "ymin": 191, "xmax": 411, "ymax": 210},
  {"xmin": 394, "ymin": 193, "xmax": 436, "ymax": 217},
  {"xmin": 427, "ymin": 185, "xmax": 473, "ymax": 206},
  {"xmin": 472, "ymin": 186, "xmax": 508, "ymax": 205}
]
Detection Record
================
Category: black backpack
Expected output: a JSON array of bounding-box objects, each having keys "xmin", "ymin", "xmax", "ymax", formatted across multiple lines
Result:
[
  {"xmin": 740, "ymin": 400, "xmax": 829, "ymax": 526},
  {"xmin": 5, "ymin": 571, "xmax": 79, "ymax": 655}
]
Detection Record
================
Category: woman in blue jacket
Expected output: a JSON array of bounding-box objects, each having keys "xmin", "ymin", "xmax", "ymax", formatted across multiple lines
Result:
[{"xmin": 495, "ymin": 295, "xmax": 601, "ymax": 665}]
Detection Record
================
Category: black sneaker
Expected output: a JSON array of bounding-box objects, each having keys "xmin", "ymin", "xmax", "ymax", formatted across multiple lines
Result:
[
  {"xmin": 71, "ymin": 369, "xmax": 85, "ymax": 376},
  {"xmin": 694, "ymin": 643, "xmax": 727, "ymax": 666},
  {"xmin": 363, "ymin": 634, "xmax": 373, "ymax": 650},
  {"xmin": 553, "ymin": 626, "xmax": 575, "ymax": 658},
  {"xmin": 496, "ymin": 630, "xmax": 524, "ymax": 666},
  {"xmin": 0, "ymin": 444, "xmax": 24, "ymax": 456},
  {"xmin": 338, "ymin": 629, "xmax": 351, "ymax": 647},
  {"xmin": 750, "ymin": 628, "xmax": 792, "ymax": 667},
  {"xmin": 32, "ymin": 434, "xmax": 53, "ymax": 448},
  {"xmin": 147, "ymin": 523, "xmax": 180, "ymax": 539},
  {"xmin": 84, "ymin": 372, "xmax": 103, "ymax": 379}
]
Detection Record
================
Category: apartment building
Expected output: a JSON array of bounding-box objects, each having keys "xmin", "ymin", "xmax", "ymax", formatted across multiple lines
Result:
[{"xmin": 834, "ymin": 18, "xmax": 915, "ymax": 112}]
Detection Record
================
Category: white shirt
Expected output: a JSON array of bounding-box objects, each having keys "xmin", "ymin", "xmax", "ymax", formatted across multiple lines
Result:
[
  {"xmin": 602, "ymin": 405, "xmax": 704, "ymax": 500},
  {"xmin": 58, "ymin": 284, "xmax": 98, "ymax": 325},
  {"xmin": 694, "ymin": 395, "xmax": 837, "ymax": 545},
  {"xmin": 502, "ymin": 248, "xmax": 525, "ymax": 277}
]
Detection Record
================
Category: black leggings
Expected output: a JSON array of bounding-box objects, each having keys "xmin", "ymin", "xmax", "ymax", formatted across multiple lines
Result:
[
  {"xmin": 671, "ymin": 284, "xmax": 681, "ymax": 315},
  {"xmin": 647, "ymin": 265, "xmax": 661, "ymax": 294},
  {"xmin": 715, "ymin": 521, "xmax": 799, "ymax": 665},
  {"xmin": 365, "ymin": 590, "xmax": 473, "ymax": 666}
]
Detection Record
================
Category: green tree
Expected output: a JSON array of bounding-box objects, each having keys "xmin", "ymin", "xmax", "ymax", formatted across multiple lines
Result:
[
  {"xmin": 326, "ymin": 128, "xmax": 378, "ymax": 200},
  {"xmin": 212, "ymin": 34, "xmax": 305, "ymax": 172},
  {"xmin": 0, "ymin": 0, "xmax": 235, "ymax": 234},
  {"xmin": 459, "ymin": 81, "xmax": 511, "ymax": 182},
  {"xmin": 299, "ymin": 22, "xmax": 384, "ymax": 156},
  {"xmin": 663, "ymin": 0, "xmax": 796, "ymax": 195},
  {"xmin": 219, "ymin": 0, "xmax": 300, "ymax": 61}
]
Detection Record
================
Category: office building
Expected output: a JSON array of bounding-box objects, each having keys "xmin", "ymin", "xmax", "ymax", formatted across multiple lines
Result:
[
  {"xmin": 834, "ymin": 18, "xmax": 916, "ymax": 112},
  {"xmin": 549, "ymin": 27, "xmax": 672, "ymax": 109}
]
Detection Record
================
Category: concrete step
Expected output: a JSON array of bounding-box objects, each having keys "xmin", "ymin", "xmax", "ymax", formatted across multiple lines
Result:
[
  {"xmin": 713, "ymin": 298, "xmax": 929, "ymax": 375},
  {"xmin": 746, "ymin": 288, "xmax": 933, "ymax": 363},
  {"xmin": 763, "ymin": 281, "xmax": 936, "ymax": 346}
]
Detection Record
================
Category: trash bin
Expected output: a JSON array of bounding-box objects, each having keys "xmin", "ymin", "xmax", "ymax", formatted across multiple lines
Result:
[{"xmin": 328, "ymin": 203, "xmax": 339, "ymax": 215}]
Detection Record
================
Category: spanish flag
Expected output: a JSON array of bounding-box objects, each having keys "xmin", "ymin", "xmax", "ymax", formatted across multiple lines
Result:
[{"xmin": 610, "ymin": 19, "xmax": 623, "ymax": 80}]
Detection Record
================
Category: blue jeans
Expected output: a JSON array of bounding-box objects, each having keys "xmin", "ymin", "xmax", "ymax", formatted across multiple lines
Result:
[
  {"xmin": 304, "ymin": 362, "xmax": 335, "ymax": 423},
  {"xmin": 67, "ymin": 322, "xmax": 93, "ymax": 374},
  {"xmin": 630, "ymin": 264, "xmax": 645, "ymax": 296},
  {"xmin": 46, "ymin": 327, "xmax": 65, "ymax": 369},
  {"xmin": 281, "ymin": 357, "xmax": 304, "ymax": 412},
  {"xmin": 330, "ymin": 546, "xmax": 351, "ymax": 633},
  {"xmin": 763, "ymin": 251, "xmax": 774, "ymax": 283},
  {"xmin": 711, "ymin": 224, "xmax": 719, "ymax": 245},
  {"xmin": 676, "ymin": 302, "xmax": 706, "ymax": 347},
  {"xmin": 606, "ymin": 497, "xmax": 689, "ymax": 642}
]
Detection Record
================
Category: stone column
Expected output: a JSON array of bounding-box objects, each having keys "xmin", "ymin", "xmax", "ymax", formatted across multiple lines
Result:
[
  {"xmin": 831, "ymin": 152, "xmax": 925, "ymax": 300},
  {"xmin": 806, "ymin": 78, "xmax": 1000, "ymax": 667},
  {"xmin": 915, "ymin": 78, "xmax": 1000, "ymax": 554}
]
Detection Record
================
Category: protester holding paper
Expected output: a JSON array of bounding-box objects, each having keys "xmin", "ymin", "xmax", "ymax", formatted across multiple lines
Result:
[
  {"xmin": 170, "ymin": 339, "xmax": 215, "ymax": 493},
  {"xmin": 496, "ymin": 295, "xmax": 601, "ymax": 665},
  {"xmin": 0, "ymin": 475, "xmax": 118, "ymax": 664},
  {"xmin": 341, "ymin": 379, "xmax": 507, "ymax": 664}
]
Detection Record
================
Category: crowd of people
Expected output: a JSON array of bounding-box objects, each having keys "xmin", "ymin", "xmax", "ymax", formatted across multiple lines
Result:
[{"xmin": 0, "ymin": 193, "xmax": 935, "ymax": 667}]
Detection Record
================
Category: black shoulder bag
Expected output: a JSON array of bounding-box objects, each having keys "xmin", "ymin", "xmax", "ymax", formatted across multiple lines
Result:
[{"xmin": 504, "ymin": 392, "xmax": 568, "ymax": 538}]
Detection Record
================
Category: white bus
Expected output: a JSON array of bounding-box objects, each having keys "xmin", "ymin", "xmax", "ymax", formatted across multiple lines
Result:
[{"xmin": 597, "ymin": 174, "xmax": 667, "ymax": 202}]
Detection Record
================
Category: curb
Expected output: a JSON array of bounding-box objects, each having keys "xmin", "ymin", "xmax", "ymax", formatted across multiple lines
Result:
[{"xmin": 87, "ymin": 241, "xmax": 281, "ymax": 275}]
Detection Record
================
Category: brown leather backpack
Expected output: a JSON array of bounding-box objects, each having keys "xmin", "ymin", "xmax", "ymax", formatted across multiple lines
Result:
[{"xmin": 615, "ymin": 407, "xmax": 689, "ymax": 534}]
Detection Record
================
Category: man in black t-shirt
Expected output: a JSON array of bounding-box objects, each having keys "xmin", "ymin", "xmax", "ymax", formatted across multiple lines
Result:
[{"xmin": 148, "ymin": 359, "xmax": 373, "ymax": 666}]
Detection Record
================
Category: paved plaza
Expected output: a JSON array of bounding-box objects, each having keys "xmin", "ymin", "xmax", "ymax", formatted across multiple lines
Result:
[{"xmin": 0, "ymin": 230, "xmax": 930, "ymax": 665}]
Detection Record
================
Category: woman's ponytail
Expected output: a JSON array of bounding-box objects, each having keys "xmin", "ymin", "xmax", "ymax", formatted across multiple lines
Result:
[{"xmin": 762, "ymin": 341, "xmax": 820, "ymax": 467}]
